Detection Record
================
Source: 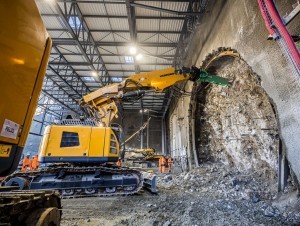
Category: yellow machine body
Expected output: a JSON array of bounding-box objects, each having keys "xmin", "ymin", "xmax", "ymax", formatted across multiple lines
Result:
[
  {"xmin": 38, "ymin": 67, "xmax": 203, "ymax": 164},
  {"xmin": 0, "ymin": 0, "xmax": 52, "ymax": 176},
  {"xmin": 38, "ymin": 125, "xmax": 119, "ymax": 163},
  {"xmin": 38, "ymin": 68, "xmax": 190, "ymax": 164}
]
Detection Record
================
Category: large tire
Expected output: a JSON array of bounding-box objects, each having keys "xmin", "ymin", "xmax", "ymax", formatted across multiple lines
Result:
[{"xmin": 25, "ymin": 208, "xmax": 61, "ymax": 226}]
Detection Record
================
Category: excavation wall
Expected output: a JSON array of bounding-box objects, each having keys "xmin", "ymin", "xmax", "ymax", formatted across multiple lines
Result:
[
  {"xmin": 193, "ymin": 57, "xmax": 279, "ymax": 179},
  {"xmin": 168, "ymin": 0, "xmax": 300, "ymax": 183}
]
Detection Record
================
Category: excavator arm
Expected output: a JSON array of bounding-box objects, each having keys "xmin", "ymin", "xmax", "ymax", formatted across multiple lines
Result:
[{"xmin": 80, "ymin": 66, "xmax": 228, "ymax": 126}]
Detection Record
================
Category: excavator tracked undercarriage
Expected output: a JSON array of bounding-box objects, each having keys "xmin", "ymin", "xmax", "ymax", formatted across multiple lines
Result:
[{"xmin": 3, "ymin": 165, "xmax": 144, "ymax": 198}]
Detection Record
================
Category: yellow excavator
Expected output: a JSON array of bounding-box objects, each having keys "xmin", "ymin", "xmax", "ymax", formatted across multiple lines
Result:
[
  {"xmin": 0, "ymin": 0, "xmax": 61, "ymax": 225},
  {"xmin": 3, "ymin": 64, "xmax": 229, "ymax": 197},
  {"xmin": 124, "ymin": 148, "xmax": 164, "ymax": 163}
]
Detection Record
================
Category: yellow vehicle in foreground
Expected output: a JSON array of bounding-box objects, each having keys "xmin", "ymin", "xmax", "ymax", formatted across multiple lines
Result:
[{"xmin": 0, "ymin": 0, "xmax": 61, "ymax": 225}]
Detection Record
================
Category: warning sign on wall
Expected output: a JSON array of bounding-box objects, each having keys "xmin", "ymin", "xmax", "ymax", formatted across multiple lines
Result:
[{"xmin": 0, "ymin": 119, "xmax": 20, "ymax": 140}]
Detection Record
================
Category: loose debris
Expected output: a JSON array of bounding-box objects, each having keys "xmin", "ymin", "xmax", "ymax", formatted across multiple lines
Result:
[{"xmin": 61, "ymin": 162, "xmax": 300, "ymax": 226}]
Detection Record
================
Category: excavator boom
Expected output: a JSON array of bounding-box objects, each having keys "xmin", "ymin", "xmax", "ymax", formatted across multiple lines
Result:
[{"xmin": 80, "ymin": 67, "xmax": 228, "ymax": 126}]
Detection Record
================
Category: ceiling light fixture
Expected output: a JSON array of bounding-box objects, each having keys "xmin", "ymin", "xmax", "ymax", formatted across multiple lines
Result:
[
  {"xmin": 92, "ymin": 71, "xmax": 98, "ymax": 77},
  {"xmin": 136, "ymin": 54, "xmax": 143, "ymax": 61},
  {"xmin": 129, "ymin": 46, "xmax": 137, "ymax": 55}
]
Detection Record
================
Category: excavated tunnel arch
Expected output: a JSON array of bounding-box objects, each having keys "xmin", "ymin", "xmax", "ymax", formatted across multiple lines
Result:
[{"xmin": 189, "ymin": 48, "xmax": 286, "ymax": 182}]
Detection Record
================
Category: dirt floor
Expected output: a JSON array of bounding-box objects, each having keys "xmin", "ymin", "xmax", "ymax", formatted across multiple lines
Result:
[{"xmin": 61, "ymin": 162, "xmax": 300, "ymax": 226}]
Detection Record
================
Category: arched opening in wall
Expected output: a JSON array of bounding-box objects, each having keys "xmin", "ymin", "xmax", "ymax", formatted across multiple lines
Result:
[{"xmin": 191, "ymin": 48, "xmax": 280, "ymax": 180}]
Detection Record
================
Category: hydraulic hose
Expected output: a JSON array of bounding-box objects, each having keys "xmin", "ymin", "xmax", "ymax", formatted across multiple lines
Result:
[{"xmin": 258, "ymin": 0, "xmax": 300, "ymax": 70}]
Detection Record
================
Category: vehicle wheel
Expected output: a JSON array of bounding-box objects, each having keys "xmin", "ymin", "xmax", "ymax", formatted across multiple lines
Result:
[{"xmin": 25, "ymin": 207, "xmax": 60, "ymax": 226}]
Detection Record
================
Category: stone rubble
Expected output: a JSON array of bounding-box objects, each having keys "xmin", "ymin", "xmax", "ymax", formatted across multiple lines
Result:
[{"xmin": 61, "ymin": 162, "xmax": 300, "ymax": 226}]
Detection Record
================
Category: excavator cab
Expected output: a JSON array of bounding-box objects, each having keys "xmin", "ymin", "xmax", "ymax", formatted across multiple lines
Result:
[{"xmin": 38, "ymin": 122, "xmax": 120, "ymax": 164}]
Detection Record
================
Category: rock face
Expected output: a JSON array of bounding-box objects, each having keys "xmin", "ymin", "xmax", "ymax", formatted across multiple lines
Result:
[
  {"xmin": 183, "ymin": 0, "xmax": 300, "ymax": 185},
  {"xmin": 195, "ymin": 58, "xmax": 278, "ymax": 177}
]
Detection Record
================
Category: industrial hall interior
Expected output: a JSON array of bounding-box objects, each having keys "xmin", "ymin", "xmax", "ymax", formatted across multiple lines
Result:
[{"xmin": 0, "ymin": 0, "xmax": 300, "ymax": 225}]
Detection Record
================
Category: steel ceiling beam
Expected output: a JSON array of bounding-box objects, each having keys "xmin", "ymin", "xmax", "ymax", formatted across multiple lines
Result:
[
  {"xmin": 49, "ymin": 62, "xmax": 90, "ymax": 66},
  {"xmin": 94, "ymin": 30, "xmax": 181, "ymax": 34},
  {"xmin": 48, "ymin": 65, "xmax": 87, "ymax": 97},
  {"xmin": 48, "ymin": 46, "xmax": 91, "ymax": 98},
  {"xmin": 125, "ymin": 0, "xmax": 140, "ymax": 73},
  {"xmin": 47, "ymin": 28, "xmax": 181, "ymax": 34},
  {"xmin": 49, "ymin": 62, "xmax": 172, "ymax": 66},
  {"xmin": 130, "ymin": 3, "xmax": 201, "ymax": 16},
  {"xmin": 33, "ymin": 94, "xmax": 64, "ymax": 136},
  {"xmin": 52, "ymin": 39, "xmax": 177, "ymax": 47},
  {"xmin": 41, "ymin": 14, "xmax": 185, "ymax": 20},
  {"xmin": 39, "ymin": 0, "xmax": 196, "ymax": 115},
  {"xmin": 42, "ymin": 78, "xmax": 79, "ymax": 102},
  {"xmin": 50, "ymin": 52, "xmax": 175, "ymax": 58},
  {"xmin": 51, "ymin": 1, "xmax": 111, "ymax": 86},
  {"xmin": 42, "ymin": 88, "xmax": 78, "ymax": 114},
  {"xmin": 41, "ymin": 72, "xmax": 82, "ymax": 115}
]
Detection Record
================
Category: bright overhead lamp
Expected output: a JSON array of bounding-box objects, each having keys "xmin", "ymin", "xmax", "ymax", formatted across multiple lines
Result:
[
  {"xmin": 92, "ymin": 71, "xmax": 98, "ymax": 77},
  {"xmin": 129, "ymin": 46, "xmax": 137, "ymax": 55},
  {"xmin": 136, "ymin": 54, "xmax": 143, "ymax": 61}
]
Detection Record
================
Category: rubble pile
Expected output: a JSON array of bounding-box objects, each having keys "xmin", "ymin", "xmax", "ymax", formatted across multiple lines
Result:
[
  {"xmin": 158, "ymin": 162, "xmax": 277, "ymax": 200},
  {"xmin": 61, "ymin": 162, "xmax": 300, "ymax": 226},
  {"xmin": 154, "ymin": 162, "xmax": 300, "ymax": 226}
]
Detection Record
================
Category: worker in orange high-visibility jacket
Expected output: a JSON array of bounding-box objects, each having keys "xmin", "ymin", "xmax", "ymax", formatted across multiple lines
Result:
[
  {"xmin": 159, "ymin": 156, "xmax": 167, "ymax": 173},
  {"xmin": 21, "ymin": 154, "xmax": 30, "ymax": 171},
  {"xmin": 167, "ymin": 157, "xmax": 173, "ymax": 173},
  {"xmin": 116, "ymin": 159, "xmax": 122, "ymax": 167},
  {"xmin": 30, "ymin": 155, "xmax": 40, "ymax": 170},
  {"xmin": 158, "ymin": 157, "xmax": 162, "ymax": 172}
]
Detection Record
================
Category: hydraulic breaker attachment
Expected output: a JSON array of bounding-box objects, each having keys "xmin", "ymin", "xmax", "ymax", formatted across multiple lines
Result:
[
  {"xmin": 181, "ymin": 66, "xmax": 229, "ymax": 86},
  {"xmin": 197, "ymin": 70, "xmax": 229, "ymax": 86}
]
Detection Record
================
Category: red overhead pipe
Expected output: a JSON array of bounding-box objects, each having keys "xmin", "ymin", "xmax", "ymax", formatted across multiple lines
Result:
[
  {"xmin": 257, "ymin": 0, "xmax": 276, "ymax": 37},
  {"xmin": 258, "ymin": 0, "xmax": 300, "ymax": 70}
]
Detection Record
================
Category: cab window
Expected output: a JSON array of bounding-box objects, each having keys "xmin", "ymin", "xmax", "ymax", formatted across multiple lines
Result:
[{"xmin": 60, "ymin": 132, "xmax": 79, "ymax": 147}]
